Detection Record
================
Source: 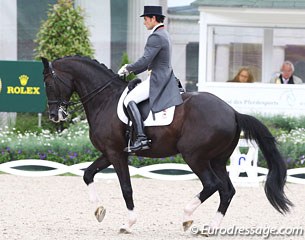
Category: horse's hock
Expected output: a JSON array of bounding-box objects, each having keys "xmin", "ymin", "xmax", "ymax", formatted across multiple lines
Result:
[{"xmin": 229, "ymin": 138, "xmax": 259, "ymax": 187}]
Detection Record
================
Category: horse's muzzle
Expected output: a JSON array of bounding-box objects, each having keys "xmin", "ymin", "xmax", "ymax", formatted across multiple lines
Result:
[{"xmin": 49, "ymin": 113, "xmax": 59, "ymax": 123}]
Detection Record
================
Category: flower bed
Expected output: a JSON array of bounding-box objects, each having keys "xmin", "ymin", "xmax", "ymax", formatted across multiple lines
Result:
[
  {"xmin": 0, "ymin": 121, "xmax": 99, "ymax": 165},
  {"xmin": 1, "ymin": 118, "xmax": 305, "ymax": 168}
]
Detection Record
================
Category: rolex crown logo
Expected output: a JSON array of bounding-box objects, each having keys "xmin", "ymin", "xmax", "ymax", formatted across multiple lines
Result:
[{"xmin": 19, "ymin": 75, "xmax": 29, "ymax": 86}]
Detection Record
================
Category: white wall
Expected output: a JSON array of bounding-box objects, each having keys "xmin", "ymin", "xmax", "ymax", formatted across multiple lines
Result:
[
  {"xmin": 0, "ymin": 0, "xmax": 17, "ymax": 60},
  {"xmin": 0, "ymin": 0, "xmax": 17, "ymax": 127}
]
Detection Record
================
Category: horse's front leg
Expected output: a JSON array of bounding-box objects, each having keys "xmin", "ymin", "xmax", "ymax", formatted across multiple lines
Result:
[
  {"xmin": 112, "ymin": 156, "xmax": 136, "ymax": 234},
  {"xmin": 83, "ymin": 155, "xmax": 111, "ymax": 222}
]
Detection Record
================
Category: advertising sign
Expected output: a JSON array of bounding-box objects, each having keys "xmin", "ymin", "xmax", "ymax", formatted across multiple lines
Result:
[
  {"xmin": 202, "ymin": 82, "xmax": 305, "ymax": 116},
  {"xmin": 0, "ymin": 61, "xmax": 46, "ymax": 112}
]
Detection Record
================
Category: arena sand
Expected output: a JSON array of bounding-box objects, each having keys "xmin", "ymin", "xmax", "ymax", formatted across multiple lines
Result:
[{"xmin": 0, "ymin": 175, "xmax": 304, "ymax": 240}]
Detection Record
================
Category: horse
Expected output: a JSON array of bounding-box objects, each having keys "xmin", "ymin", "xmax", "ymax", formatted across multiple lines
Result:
[{"xmin": 41, "ymin": 55, "xmax": 292, "ymax": 234}]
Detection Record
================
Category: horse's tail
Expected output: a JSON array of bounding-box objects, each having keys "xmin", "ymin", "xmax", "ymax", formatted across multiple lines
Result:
[{"xmin": 235, "ymin": 112, "xmax": 293, "ymax": 214}]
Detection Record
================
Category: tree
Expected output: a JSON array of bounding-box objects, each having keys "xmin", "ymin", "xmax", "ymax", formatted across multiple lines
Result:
[
  {"xmin": 34, "ymin": 0, "xmax": 94, "ymax": 130},
  {"xmin": 34, "ymin": 0, "xmax": 94, "ymax": 60}
]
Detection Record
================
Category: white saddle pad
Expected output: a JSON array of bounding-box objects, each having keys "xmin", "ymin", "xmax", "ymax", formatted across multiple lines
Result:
[{"xmin": 117, "ymin": 87, "xmax": 175, "ymax": 126}]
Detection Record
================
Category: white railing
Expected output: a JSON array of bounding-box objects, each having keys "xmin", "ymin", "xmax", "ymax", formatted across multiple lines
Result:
[
  {"xmin": 0, "ymin": 159, "xmax": 305, "ymax": 184},
  {"xmin": 229, "ymin": 139, "xmax": 259, "ymax": 186}
]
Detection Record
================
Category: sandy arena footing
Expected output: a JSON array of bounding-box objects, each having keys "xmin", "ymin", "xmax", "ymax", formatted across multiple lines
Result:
[{"xmin": 0, "ymin": 175, "xmax": 304, "ymax": 240}]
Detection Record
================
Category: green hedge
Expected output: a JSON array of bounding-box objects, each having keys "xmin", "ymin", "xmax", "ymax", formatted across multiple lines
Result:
[
  {"xmin": 1, "ymin": 115, "xmax": 305, "ymax": 168},
  {"xmin": 255, "ymin": 115, "xmax": 305, "ymax": 168}
]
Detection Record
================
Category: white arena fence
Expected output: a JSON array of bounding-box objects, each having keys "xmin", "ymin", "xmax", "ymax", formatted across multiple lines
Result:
[{"xmin": 0, "ymin": 159, "xmax": 305, "ymax": 185}]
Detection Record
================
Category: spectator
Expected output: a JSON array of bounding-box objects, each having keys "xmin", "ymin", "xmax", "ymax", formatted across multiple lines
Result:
[
  {"xmin": 227, "ymin": 67, "xmax": 255, "ymax": 83},
  {"xmin": 271, "ymin": 61, "xmax": 303, "ymax": 84}
]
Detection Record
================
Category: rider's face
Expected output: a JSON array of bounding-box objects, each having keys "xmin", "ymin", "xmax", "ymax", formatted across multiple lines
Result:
[{"xmin": 143, "ymin": 16, "xmax": 157, "ymax": 30}]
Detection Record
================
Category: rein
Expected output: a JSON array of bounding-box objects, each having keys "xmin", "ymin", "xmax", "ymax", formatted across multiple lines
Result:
[
  {"xmin": 46, "ymin": 62, "xmax": 113, "ymax": 114},
  {"xmin": 67, "ymin": 80, "xmax": 112, "ymax": 115}
]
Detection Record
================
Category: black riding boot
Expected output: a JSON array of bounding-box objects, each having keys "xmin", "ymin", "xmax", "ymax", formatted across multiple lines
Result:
[{"xmin": 125, "ymin": 101, "xmax": 151, "ymax": 152}]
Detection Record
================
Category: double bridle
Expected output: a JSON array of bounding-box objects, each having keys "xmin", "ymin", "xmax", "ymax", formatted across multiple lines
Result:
[{"xmin": 44, "ymin": 62, "xmax": 113, "ymax": 115}]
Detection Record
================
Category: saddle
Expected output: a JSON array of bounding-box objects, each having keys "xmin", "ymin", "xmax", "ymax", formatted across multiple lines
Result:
[
  {"xmin": 117, "ymin": 78, "xmax": 180, "ymax": 152},
  {"xmin": 117, "ymin": 80, "xmax": 176, "ymax": 127}
]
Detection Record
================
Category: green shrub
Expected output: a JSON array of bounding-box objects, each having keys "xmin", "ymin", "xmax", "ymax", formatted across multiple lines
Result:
[
  {"xmin": 129, "ymin": 155, "xmax": 185, "ymax": 167},
  {"xmin": 34, "ymin": 0, "xmax": 94, "ymax": 61},
  {"xmin": 14, "ymin": 113, "xmax": 56, "ymax": 134},
  {"xmin": 256, "ymin": 115, "xmax": 305, "ymax": 135}
]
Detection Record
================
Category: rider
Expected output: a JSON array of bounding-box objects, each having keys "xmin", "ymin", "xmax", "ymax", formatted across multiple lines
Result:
[{"xmin": 118, "ymin": 5, "xmax": 183, "ymax": 152}]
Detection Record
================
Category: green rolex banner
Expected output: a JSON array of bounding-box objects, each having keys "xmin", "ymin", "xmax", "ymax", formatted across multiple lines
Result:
[{"xmin": 0, "ymin": 61, "xmax": 46, "ymax": 113}]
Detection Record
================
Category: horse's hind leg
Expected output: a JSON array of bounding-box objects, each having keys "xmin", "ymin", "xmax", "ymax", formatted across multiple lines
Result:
[
  {"xmin": 83, "ymin": 155, "xmax": 111, "ymax": 222},
  {"xmin": 183, "ymin": 164, "xmax": 221, "ymax": 231},
  {"xmin": 209, "ymin": 163, "xmax": 236, "ymax": 229}
]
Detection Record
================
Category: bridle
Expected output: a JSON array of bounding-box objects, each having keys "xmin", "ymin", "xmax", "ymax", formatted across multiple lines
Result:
[{"xmin": 44, "ymin": 62, "xmax": 113, "ymax": 115}]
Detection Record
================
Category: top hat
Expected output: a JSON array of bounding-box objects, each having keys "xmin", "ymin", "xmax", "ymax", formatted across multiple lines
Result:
[{"xmin": 140, "ymin": 6, "xmax": 165, "ymax": 17}]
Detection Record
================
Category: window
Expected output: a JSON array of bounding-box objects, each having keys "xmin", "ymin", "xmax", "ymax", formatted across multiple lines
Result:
[{"xmin": 211, "ymin": 26, "xmax": 305, "ymax": 83}]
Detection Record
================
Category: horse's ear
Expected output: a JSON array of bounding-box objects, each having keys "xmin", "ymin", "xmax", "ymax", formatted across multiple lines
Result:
[{"xmin": 41, "ymin": 57, "xmax": 49, "ymax": 70}]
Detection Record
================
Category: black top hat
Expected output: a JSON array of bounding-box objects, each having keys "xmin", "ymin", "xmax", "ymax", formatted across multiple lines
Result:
[{"xmin": 140, "ymin": 6, "xmax": 165, "ymax": 17}]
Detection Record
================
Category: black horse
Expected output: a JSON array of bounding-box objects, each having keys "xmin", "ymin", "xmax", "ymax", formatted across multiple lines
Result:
[{"xmin": 41, "ymin": 56, "xmax": 292, "ymax": 233}]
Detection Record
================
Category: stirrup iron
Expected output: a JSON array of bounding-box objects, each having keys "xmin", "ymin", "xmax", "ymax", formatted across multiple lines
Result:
[{"xmin": 124, "ymin": 139, "xmax": 151, "ymax": 152}]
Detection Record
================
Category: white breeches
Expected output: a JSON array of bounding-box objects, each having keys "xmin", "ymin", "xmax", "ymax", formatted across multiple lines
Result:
[{"xmin": 123, "ymin": 76, "xmax": 150, "ymax": 107}]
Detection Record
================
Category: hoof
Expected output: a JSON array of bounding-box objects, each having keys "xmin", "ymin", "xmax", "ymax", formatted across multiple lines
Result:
[
  {"xmin": 183, "ymin": 220, "xmax": 194, "ymax": 232},
  {"xmin": 119, "ymin": 226, "xmax": 131, "ymax": 234},
  {"xmin": 95, "ymin": 206, "xmax": 106, "ymax": 222}
]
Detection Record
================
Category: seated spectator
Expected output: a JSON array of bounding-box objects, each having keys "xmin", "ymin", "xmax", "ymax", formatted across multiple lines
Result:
[
  {"xmin": 271, "ymin": 61, "xmax": 303, "ymax": 84},
  {"xmin": 227, "ymin": 67, "xmax": 255, "ymax": 83}
]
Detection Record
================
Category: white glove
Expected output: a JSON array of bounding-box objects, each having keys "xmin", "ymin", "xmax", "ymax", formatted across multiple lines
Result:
[{"xmin": 118, "ymin": 64, "xmax": 129, "ymax": 76}]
